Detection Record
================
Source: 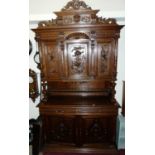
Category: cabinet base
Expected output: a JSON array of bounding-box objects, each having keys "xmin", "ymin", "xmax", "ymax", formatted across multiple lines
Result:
[{"xmin": 41, "ymin": 143, "xmax": 118, "ymax": 154}]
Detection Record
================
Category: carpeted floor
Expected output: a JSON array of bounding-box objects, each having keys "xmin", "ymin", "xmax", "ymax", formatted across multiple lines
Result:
[
  {"xmin": 43, "ymin": 150, "xmax": 125, "ymax": 155},
  {"xmin": 119, "ymin": 150, "xmax": 125, "ymax": 155}
]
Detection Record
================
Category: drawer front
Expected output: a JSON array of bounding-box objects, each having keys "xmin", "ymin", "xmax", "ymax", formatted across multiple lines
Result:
[{"xmin": 40, "ymin": 106, "xmax": 118, "ymax": 116}]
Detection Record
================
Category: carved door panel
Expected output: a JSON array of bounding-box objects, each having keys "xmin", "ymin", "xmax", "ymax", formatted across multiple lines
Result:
[
  {"xmin": 42, "ymin": 115, "xmax": 116, "ymax": 145},
  {"xmin": 65, "ymin": 40, "xmax": 90, "ymax": 79},
  {"xmin": 97, "ymin": 39, "xmax": 116, "ymax": 78},
  {"xmin": 43, "ymin": 116, "xmax": 75, "ymax": 143},
  {"xmin": 82, "ymin": 117, "xmax": 109, "ymax": 143},
  {"xmin": 44, "ymin": 43, "xmax": 63, "ymax": 80},
  {"xmin": 82, "ymin": 116, "xmax": 117, "ymax": 144}
]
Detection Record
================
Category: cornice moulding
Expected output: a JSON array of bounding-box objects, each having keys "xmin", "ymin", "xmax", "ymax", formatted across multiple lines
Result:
[{"xmin": 29, "ymin": 11, "xmax": 125, "ymax": 25}]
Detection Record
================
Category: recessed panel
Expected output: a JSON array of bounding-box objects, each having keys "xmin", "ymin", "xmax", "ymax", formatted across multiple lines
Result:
[{"xmin": 66, "ymin": 41, "xmax": 89, "ymax": 79}]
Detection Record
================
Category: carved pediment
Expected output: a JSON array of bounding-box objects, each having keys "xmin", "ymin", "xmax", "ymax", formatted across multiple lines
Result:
[{"xmin": 38, "ymin": 0, "xmax": 118, "ymax": 28}]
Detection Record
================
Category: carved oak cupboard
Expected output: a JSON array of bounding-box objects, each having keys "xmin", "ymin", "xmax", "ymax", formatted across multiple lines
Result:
[{"xmin": 32, "ymin": 0, "xmax": 123, "ymax": 153}]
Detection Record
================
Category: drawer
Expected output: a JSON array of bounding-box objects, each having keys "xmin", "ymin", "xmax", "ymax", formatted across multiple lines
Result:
[{"xmin": 40, "ymin": 105, "xmax": 118, "ymax": 116}]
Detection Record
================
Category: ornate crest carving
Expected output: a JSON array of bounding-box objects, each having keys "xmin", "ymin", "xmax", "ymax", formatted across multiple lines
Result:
[{"xmin": 62, "ymin": 0, "xmax": 91, "ymax": 10}]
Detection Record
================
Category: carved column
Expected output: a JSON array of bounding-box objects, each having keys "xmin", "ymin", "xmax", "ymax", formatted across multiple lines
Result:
[
  {"xmin": 58, "ymin": 32, "xmax": 67, "ymax": 78},
  {"xmin": 41, "ymin": 80, "xmax": 48, "ymax": 102},
  {"xmin": 90, "ymin": 31, "xmax": 97, "ymax": 77}
]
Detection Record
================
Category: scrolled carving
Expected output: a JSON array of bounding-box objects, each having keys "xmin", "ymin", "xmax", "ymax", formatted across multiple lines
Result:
[
  {"xmin": 62, "ymin": 0, "xmax": 91, "ymax": 10},
  {"xmin": 97, "ymin": 17, "xmax": 117, "ymax": 25},
  {"xmin": 81, "ymin": 15, "xmax": 91, "ymax": 23},
  {"xmin": 29, "ymin": 69, "xmax": 39, "ymax": 102},
  {"xmin": 38, "ymin": 19, "xmax": 57, "ymax": 28}
]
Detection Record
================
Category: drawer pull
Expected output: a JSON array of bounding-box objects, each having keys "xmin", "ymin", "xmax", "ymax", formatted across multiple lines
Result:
[
  {"xmin": 76, "ymin": 109, "xmax": 84, "ymax": 113},
  {"xmin": 56, "ymin": 110, "xmax": 64, "ymax": 113}
]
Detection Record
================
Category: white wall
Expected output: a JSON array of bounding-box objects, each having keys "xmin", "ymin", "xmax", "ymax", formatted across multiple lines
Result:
[
  {"xmin": 29, "ymin": 0, "xmax": 124, "ymax": 14},
  {"xmin": 29, "ymin": 0, "xmax": 125, "ymax": 119}
]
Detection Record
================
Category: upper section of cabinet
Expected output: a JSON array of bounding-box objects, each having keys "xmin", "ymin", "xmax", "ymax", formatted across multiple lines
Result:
[{"xmin": 33, "ymin": 0, "xmax": 123, "ymax": 28}]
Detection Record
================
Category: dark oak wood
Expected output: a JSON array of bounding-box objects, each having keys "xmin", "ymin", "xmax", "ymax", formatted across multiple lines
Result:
[
  {"xmin": 42, "ymin": 143, "xmax": 119, "ymax": 154},
  {"xmin": 29, "ymin": 69, "xmax": 39, "ymax": 102},
  {"xmin": 32, "ymin": 0, "xmax": 124, "ymax": 154}
]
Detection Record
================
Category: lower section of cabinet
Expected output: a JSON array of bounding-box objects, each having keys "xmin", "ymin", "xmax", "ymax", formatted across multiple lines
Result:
[{"xmin": 41, "ymin": 115, "xmax": 117, "ymax": 147}]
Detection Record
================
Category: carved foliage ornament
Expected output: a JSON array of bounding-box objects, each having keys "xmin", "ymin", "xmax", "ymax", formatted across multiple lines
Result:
[
  {"xmin": 71, "ymin": 46, "xmax": 86, "ymax": 74},
  {"xmin": 62, "ymin": 0, "xmax": 91, "ymax": 10}
]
